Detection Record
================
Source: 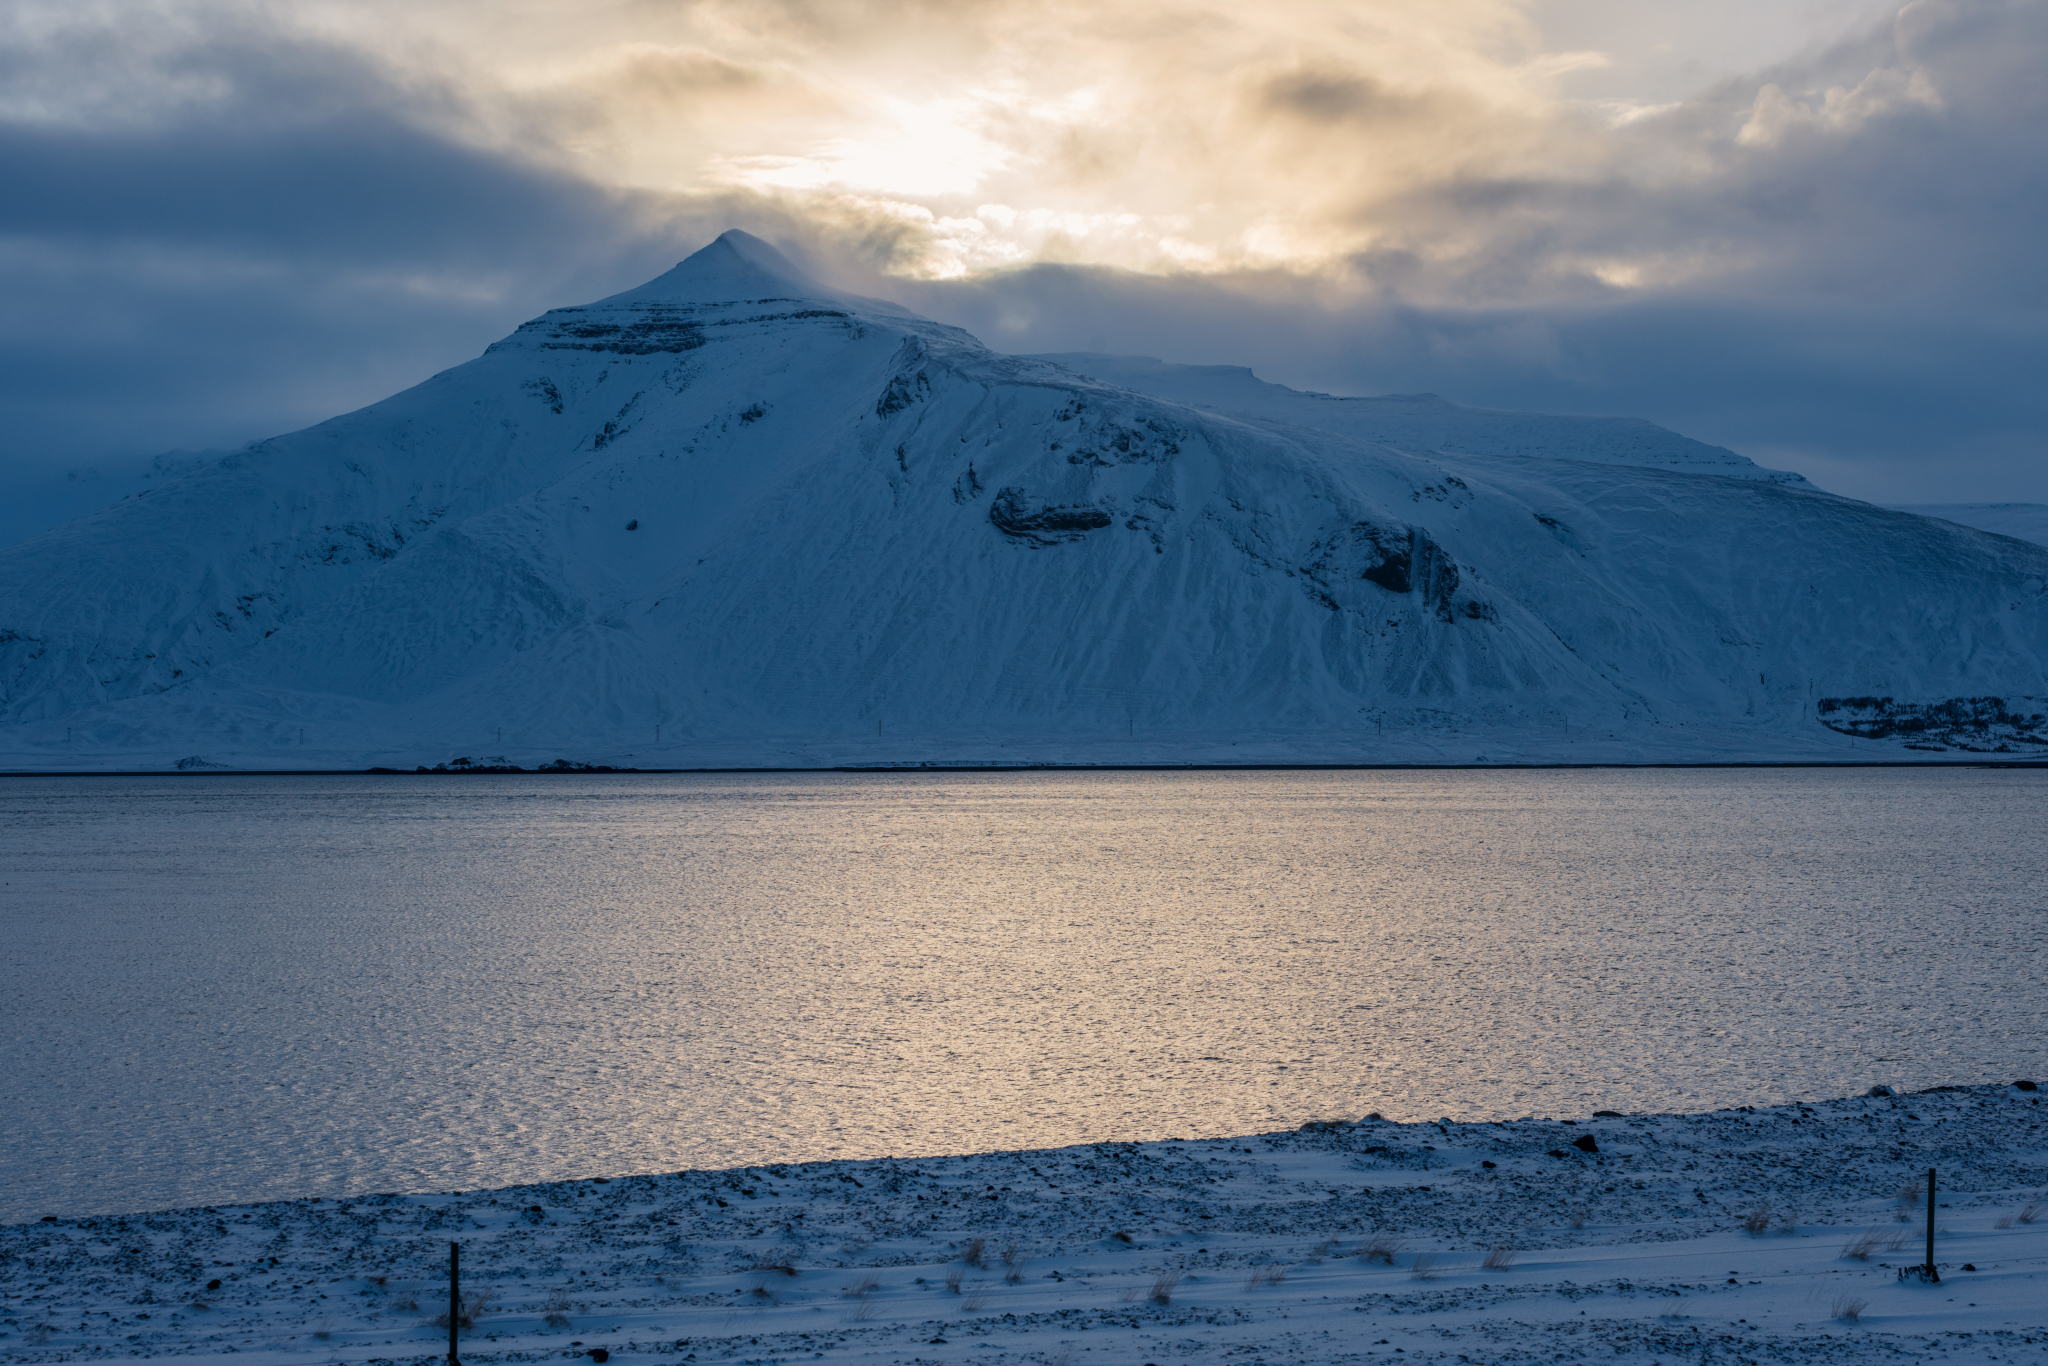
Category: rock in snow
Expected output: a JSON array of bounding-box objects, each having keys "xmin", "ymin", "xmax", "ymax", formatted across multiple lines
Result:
[{"xmin": 2, "ymin": 230, "xmax": 2046, "ymax": 770}]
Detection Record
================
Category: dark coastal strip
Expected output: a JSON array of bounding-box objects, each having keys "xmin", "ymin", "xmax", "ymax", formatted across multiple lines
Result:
[{"xmin": 4, "ymin": 760, "xmax": 2048, "ymax": 777}]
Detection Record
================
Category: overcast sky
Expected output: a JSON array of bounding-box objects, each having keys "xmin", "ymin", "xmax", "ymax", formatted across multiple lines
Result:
[{"xmin": 3, "ymin": 0, "xmax": 2044, "ymax": 543}]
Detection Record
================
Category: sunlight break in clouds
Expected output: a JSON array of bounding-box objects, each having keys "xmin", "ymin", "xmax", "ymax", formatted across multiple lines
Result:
[
  {"xmin": 565, "ymin": 0, "xmax": 1584, "ymax": 280},
  {"xmin": 247, "ymin": 0, "xmax": 1608, "ymax": 280},
  {"xmin": 3, "ymin": 0, "xmax": 1934, "ymax": 291},
  {"xmin": 274, "ymin": 0, "xmax": 1935, "ymax": 295}
]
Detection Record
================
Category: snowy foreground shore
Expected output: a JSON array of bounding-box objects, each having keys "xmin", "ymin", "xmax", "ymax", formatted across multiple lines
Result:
[{"xmin": 5, "ymin": 1086, "xmax": 2042, "ymax": 1366}]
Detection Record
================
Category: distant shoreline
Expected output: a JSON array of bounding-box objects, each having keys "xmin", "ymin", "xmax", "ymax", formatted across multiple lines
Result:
[{"xmin": 5, "ymin": 760, "xmax": 2048, "ymax": 777}]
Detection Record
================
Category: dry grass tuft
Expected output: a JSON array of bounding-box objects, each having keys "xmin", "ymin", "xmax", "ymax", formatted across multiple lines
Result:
[
  {"xmin": 943, "ymin": 1267, "xmax": 963, "ymax": 1295},
  {"xmin": 1897, "ymin": 1178, "xmax": 1923, "ymax": 1206},
  {"xmin": 541, "ymin": 1289, "xmax": 572, "ymax": 1330},
  {"xmin": 1245, "ymin": 1264, "xmax": 1287, "ymax": 1289},
  {"xmin": 1741, "ymin": 1204, "xmax": 1772, "ymax": 1235},
  {"xmin": 841, "ymin": 1275, "xmax": 881, "ymax": 1321},
  {"xmin": 1110, "ymin": 1230, "xmax": 1135, "ymax": 1245},
  {"xmin": 1481, "ymin": 1246, "xmax": 1518, "ymax": 1271},
  {"xmin": 960, "ymin": 1285, "xmax": 992, "ymax": 1313},
  {"xmin": 1149, "ymin": 1271, "xmax": 1181, "ymax": 1306},
  {"xmin": 1842, "ymin": 1229, "xmax": 1885, "ymax": 1261},
  {"xmin": 430, "ymin": 1292, "xmax": 490, "ymax": 1331},
  {"xmin": 750, "ymin": 1257, "xmax": 798, "ymax": 1277},
  {"xmin": 1357, "ymin": 1233, "xmax": 1405, "ymax": 1265},
  {"xmin": 1831, "ymin": 1293, "xmax": 1868, "ymax": 1324},
  {"xmin": 2020, "ymin": 1201, "xmax": 2042, "ymax": 1225},
  {"xmin": 1995, "ymin": 1215, "xmax": 2015, "ymax": 1229},
  {"xmin": 1409, "ymin": 1255, "xmax": 1442, "ymax": 1281},
  {"xmin": 1001, "ymin": 1243, "xmax": 1027, "ymax": 1283},
  {"xmin": 961, "ymin": 1237, "xmax": 988, "ymax": 1268}
]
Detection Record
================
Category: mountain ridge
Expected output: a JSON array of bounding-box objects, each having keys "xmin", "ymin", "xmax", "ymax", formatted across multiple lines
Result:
[
  {"xmin": 1024, "ymin": 352, "xmax": 1814, "ymax": 487},
  {"xmin": 1881, "ymin": 502, "xmax": 2048, "ymax": 549}
]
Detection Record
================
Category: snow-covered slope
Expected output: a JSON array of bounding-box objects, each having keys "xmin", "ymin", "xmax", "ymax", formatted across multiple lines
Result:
[
  {"xmin": 3, "ymin": 231, "xmax": 2045, "ymax": 770},
  {"xmin": 1885, "ymin": 504, "xmax": 2048, "ymax": 549},
  {"xmin": 1027, "ymin": 352, "xmax": 1813, "ymax": 485}
]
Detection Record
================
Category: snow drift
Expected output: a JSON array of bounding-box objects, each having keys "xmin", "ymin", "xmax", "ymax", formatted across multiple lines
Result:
[{"xmin": 3, "ymin": 231, "xmax": 2045, "ymax": 769}]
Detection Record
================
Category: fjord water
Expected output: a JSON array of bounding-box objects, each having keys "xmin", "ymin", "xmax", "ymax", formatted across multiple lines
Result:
[{"xmin": 2, "ymin": 768, "xmax": 2040, "ymax": 1223}]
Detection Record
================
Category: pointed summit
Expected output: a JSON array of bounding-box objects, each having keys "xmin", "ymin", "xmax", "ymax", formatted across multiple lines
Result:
[
  {"xmin": 599, "ymin": 230, "xmax": 824, "ymax": 306},
  {"xmin": 595, "ymin": 230, "xmax": 919, "ymax": 318},
  {"xmin": 486, "ymin": 228, "xmax": 928, "ymax": 360}
]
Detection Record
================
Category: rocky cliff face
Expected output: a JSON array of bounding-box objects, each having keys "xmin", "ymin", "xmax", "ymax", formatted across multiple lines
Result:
[{"xmin": 3, "ymin": 231, "xmax": 2045, "ymax": 769}]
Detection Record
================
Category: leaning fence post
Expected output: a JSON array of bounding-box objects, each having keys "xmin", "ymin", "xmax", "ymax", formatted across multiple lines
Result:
[{"xmin": 450, "ymin": 1236, "xmax": 462, "ymax": 1366}]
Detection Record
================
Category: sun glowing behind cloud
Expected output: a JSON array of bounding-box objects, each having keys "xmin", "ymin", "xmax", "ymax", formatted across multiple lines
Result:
[
  {"xmin": 5, "ymin": 0, "xmax": 1950, "ymax": 294},
  {"xmin": 329, "ymin": 0, "xmax": 1610, "ymax": 280}
]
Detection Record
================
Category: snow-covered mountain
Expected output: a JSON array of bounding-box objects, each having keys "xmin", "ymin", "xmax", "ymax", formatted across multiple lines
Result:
[{"xmin": 3, "ymin": 230, "xmax": 2045, "ymax": 770}]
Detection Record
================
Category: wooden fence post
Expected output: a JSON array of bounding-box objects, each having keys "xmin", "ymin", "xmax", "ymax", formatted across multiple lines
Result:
[
  {"xmin": 1924, "ymin": 1168, "xmax": 1938, "ymax": 1281},
  {"xmin": 450, "ymin": 1236, "xmax": 462, "ymax": 1366}
]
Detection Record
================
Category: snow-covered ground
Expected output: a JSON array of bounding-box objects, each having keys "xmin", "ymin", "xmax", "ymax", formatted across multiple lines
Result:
[{"xmin": 5, "ymin": 1084, "xmax": 2042, "ymax": 1365}]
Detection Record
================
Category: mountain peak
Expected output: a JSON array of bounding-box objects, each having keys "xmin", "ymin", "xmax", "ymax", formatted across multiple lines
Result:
[
  {"xmin": 594, "ymin": 230, "xmax": 919, "ymax": 320},
  {"xmin": 487, "ymin": 229, "xmax": 930, "ymax": 359},
  {"xmin": 601, "ymin": 230, "xmax": 823, "ymax": 306}
]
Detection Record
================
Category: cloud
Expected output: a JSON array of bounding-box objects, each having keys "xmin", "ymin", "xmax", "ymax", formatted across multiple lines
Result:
[
  {"xmin": 0, "ymin": 0, "xmax": 2044, "ymax": 544},
  {"xmin": 1257, "ymin": 66, "xmax": 1460, "ymax": 127},
  {"xmin": 0, "ymin": 12, "xmax": 689, "ymax": 485}
]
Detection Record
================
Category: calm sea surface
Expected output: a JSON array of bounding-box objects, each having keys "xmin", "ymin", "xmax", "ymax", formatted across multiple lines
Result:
[{"xmin": 1, "ymin": 768, "xmax": 2042, "ymax": 1223}]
